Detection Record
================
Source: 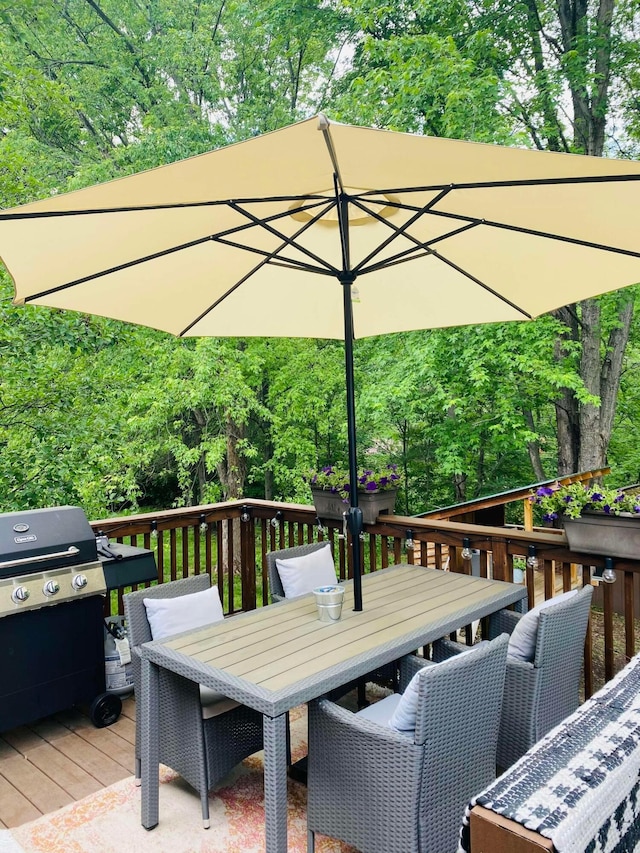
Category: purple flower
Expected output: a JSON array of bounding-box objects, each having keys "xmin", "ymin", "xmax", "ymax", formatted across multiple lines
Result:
[
  {"xmin": 537, "ymin": 486, "xmax": 555, "ymax": 497},
  {"xmin": 614, "ymin": 493, "xmax": 625, "ymax": 503},
  {"xmin": 543, "ymin": 512, "xmax": 558, "ymax": 521},
  {"xmin": 365, "ymin": 481, "xmax": 378, "ymax": 491},
  {"xmin": 378, "ymin": 476, "xmax": 389, "ymax": 488},
  {"xmin": 591, "ymin": 492, "xmax": 604, "ymax": 503},
  {"xmin": 563, "ymin": 495, "xmax": 573, "ymax": 504},
  {"xmin": 603, "ymin": 504, "xmax": 613, "ymax": 514},
  {"xmin": 635, "ymin": 505, "xmax": 640, "ymax": 514}
]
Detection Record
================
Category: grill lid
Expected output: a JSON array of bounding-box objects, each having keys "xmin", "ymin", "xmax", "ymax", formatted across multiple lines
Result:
[{"xmin": 0, "ymin": 506, "xmax": 98, "ymax": 577}]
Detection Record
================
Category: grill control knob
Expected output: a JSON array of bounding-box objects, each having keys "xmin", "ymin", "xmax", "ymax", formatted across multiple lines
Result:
[
  {"xmin": 72, "ymin": 574, "xmax": 88, "ymax": 591},
  {"xmin": 43, "ymin": 579, "xmax": 60, "ymax": 597},
  {"xmin": 11, "ymin": 586, "xmax": 30, "ymax": 604}
]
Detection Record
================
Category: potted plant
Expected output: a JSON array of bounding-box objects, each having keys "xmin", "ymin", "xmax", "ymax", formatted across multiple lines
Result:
[
  {"xmin": 307, "ymin": 463, "xmax": 401, "ymax": 525},
  {"xmin": 529, "ymin": 482, "xmax": 640, "ymax": 559}
]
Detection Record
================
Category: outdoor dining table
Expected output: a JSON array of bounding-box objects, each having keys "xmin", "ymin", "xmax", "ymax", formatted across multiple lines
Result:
[{"xmin": 138, "ymin": 563, "xmax": 527, "ymax": 852}]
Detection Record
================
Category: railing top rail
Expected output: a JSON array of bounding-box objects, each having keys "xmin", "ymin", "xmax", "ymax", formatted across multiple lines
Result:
[{"xmin": 416, "ymin": 468, "xmax": 611, "ymax": 520}]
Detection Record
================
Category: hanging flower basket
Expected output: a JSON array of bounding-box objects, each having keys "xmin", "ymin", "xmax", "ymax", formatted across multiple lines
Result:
[
  {"xmin": 308, "ymin": 463, "xmax": 401, "ymax": 525},
  {"xmin": 310, "ymin": 486, "xmax": 398, "ymax": 525},
  {"xmin": 563, "ymin": 513, "xmax": 640, "ymax": 561},
  {"xmin": 529, "ymin": 482, "xmax": 640, "ymax": 561}
]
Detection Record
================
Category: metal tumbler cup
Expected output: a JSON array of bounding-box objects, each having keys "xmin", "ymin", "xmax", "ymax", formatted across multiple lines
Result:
[{"xmin": 313, "ymin": 585, "xmax": 345, "ymax": 621}]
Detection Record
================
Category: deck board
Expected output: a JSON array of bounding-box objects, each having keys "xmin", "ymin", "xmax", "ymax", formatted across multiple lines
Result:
[
  {"xmin": 0, "ymin": 694, "xmax": 135, "ymax": 828},
  {"xmin": 0, "ymin": 774, "xmax": 41, "ymax": 829}
]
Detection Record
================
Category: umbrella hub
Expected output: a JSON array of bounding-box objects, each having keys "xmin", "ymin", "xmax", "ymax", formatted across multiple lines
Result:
[{"xmin": 288, "ymin": 188, "xmax": 400, "ymax": 227}]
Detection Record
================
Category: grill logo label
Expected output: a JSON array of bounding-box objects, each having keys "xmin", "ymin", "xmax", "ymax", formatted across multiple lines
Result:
[{"xmin": 14, "ymin": 534, "xmax": 37, "ymax": 543}]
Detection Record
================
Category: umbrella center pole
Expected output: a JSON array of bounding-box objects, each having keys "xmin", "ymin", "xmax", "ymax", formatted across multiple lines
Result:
[{"xmin": 341, "ymin": 273, "xmax": 364, "ymax": 612}]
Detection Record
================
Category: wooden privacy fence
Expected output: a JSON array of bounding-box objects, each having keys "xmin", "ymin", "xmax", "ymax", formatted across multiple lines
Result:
[{"xmin": 92, "ymin": 498, "xmax": 640, "ymax": 698}]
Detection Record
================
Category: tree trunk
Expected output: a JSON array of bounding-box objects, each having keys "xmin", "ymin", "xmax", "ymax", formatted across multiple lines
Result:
[
  {"xmin": 578, "ymin": 295, "xmax": 634, "ymax": 470},
  {"xmin": 523, "ymin": 0, "xmax": 630, "ymax": 477},
  {"xmin": 216, "ymin": 415, "xmax": 247, "ymax": 500},
  {"xmin": 216, "ymin": 414, "xmax": 247, "ymax": 576},
  {"xmin": 523, "ymin": 409, "xmax": 546, "ymax": 480}
]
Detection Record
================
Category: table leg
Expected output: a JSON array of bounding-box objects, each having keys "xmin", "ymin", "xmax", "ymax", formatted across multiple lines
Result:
[
  {"xmin": 263, "ymin": 713, "xmax": 288, "ymax": 853},
  {"xmin": 140, "ymin": 657, "xmax": 159, "ymax": 830}
]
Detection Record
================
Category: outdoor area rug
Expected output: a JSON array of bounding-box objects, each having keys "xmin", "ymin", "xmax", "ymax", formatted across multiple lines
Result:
[{"xmin": 1, "ymin": 704, "xmax": 358, "ymax": 853}]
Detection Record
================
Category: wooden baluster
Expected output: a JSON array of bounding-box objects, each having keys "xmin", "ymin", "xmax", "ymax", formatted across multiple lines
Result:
[
  {"xmin": 583, "ymin": 566, "xmax": 593, "ymax": 699},
  {"xmin": 182, "ymin": 525, "xmax": 189, "ymax": 577},
  {"xmin": 170, "ymin": 528, "xmax": 177, "ymax": 582},
  {"xmin": 193, "ymin": 521, "xmax": 201, "ymax": 575},
  {"xmin": 624, "ymin": 570, "xmax": 635, "ymax": 663},
  {"xmin": 603, "ymin": 581, "xmax": 614, "ymax": 683}
]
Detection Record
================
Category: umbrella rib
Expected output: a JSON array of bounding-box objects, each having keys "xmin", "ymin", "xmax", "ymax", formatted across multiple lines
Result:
[
  {"xmin": 177, "ymin": 201, "xmax": 342, "ymax": 336},
  {"xmin": 6, "ymin": 173, "xmax": 640, "ymax": 223},
  {"xmin": 22, "ymin": 198, "xmax": 338, "ymax": 302},
  {"xmin": 427, "ymin": 208, "xmax": 640, "ymax": 259},
  {"xmin": 358, "ymin": 222, "xmax": 482, "ymax": 276},
  {"xmin": 23, "ymin": 233, "xmax": 216, "ymax": 301},
  {"xmin": 356, "ymin": 172, "xmax": 640, "ymax": 197},
  {"xmin": 428, "ymin": 249, "xmax": 533, "ymax": 318},
  {"xmin": 0, "ymin": 194, "xmax": 335, "ymax": 221},
  {"xmin": 227, "ymin": 200, "xmax": 338, "ymax": 275},
  {"xmin": 215, "ymin": 236, "xmax": 338, "ymax": 276},
  {"xmin": 346, "ymin": 194, "xmax": 481, "ymax": 274},
  {"xmin": 350, "ymin": 188, "xmax": 453, "ymax": 273},
  {"xmin": 350, "ymin": 191, "xmax": 640, "ymax": 260}
]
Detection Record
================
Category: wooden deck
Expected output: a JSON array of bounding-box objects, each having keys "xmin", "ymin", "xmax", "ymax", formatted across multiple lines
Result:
[
  {"xmin": 0, "ymin": 694, "xmax": 135, "ymax": 828},
  {"xmin": 0, "ymin": 569, "xmax": 573, "ymax": 831}
]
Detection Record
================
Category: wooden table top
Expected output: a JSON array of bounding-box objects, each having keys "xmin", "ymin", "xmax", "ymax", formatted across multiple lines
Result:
[{"xmin": 142, "ymin": 565, "xmax": 525, "ymax": 716}]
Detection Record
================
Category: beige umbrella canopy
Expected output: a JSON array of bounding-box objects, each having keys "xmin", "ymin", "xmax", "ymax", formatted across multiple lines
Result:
[{"xmin": 2, "ymin": 114, "xmax": 640, "ymax": 608}]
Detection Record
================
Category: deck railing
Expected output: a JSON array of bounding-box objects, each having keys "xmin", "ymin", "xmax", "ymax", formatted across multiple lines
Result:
[{"xmin": 92, "ymin": 497, "xmax": 640, "ymax": 697}]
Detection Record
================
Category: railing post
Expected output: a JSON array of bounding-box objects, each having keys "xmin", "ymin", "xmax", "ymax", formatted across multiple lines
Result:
[
  {"xmin": 240, "ymin": 513, "xmax": 257, "ymax": 611},
  {"xmin": 491, "ymin": 539, "xmax": 508, "ymax": 581}
]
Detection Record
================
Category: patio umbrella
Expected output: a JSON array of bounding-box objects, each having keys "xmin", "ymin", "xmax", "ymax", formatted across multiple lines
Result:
[{"xmin": 2, "ymin": 114, "xmax": 640, "ymax": 611}]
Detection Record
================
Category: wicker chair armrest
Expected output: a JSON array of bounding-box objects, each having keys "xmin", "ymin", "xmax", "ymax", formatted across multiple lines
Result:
[
  {"xmin": 398, "ymin": 654, "xmax": 437, "ymax": 691},
  {"xmin": 488, "ymin": 608, "xmax": 521, "ymax": 639},
  {"xmin": 431, "ymin": 637, "xmax": 470, "ymax": 662},
  {"xmin": 308, "ymin": 697, "xmax": 423, "ymax": 799}
]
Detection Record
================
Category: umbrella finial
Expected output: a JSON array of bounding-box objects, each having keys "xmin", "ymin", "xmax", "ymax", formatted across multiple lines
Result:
[{"xmin": 317, "ymin": 113, "xmax": 330, "ymax": 131}]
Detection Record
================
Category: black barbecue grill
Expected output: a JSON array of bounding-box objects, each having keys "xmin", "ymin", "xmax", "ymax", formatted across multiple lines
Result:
[{"xmin": 0, "ymin": 506, "xmax": 125, "ymax": 732}]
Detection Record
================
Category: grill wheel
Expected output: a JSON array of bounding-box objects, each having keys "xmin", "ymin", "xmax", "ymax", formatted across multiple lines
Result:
[{"xmin": 89, "ymin": 692, "xmax": 122, "ymax": 728}]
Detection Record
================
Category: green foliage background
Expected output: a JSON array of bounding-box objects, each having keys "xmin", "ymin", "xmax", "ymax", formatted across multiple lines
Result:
[{"xmin": 1, "ymin": 0, "xmax": 639, "ymax": 519}]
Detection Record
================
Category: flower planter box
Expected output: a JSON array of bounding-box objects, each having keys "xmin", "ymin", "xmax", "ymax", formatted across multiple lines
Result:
[
  {"xmin": 563, "ymin": 512, "xmax": 640, "ymax": 561},
  {"xmin": 311, "ymin": 487, "xmax": 398, "ymax": 525}
]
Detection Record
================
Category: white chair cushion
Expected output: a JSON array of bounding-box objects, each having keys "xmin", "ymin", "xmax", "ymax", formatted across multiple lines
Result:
[
  {"xmin": 388, "ymin": 668, "xmax": 424, "ymax": 732},
  {"xmin": 507, "ymin": 589, "xmax": 578, "ymax": 662},
  {"xmin": 389, "ymin": 643, "xmax": 489, "ymax": 733},
  {"xmin": 199, "ymin": 686, "xmax": 240, "ymax": 719},
  {"xmin": 275, "ymin": 543, "xmax": 337, "ymax": 598},
  {"xmin": 143, "ymin": 585, "xmax": 224, "ymax": 641},
  {"xmin": 356, "ymin": 693, "xmax": 404, "ymax": 726}
]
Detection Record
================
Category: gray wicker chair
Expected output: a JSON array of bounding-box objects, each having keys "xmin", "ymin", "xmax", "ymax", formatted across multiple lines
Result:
[
  {"xmin": 306, "ymin": 633, "xmax": 509, "ymax": 853},
  {"xmin": 123, "ymin": 576, "xmax": 264, "ymax": 828},
  {"xmin": 266, "ymin": 541, "xmax": 332, "ymax": 602},
  {"xmin": 434, "ymin": 584, "xmax": 593, "ymax": 771}
]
